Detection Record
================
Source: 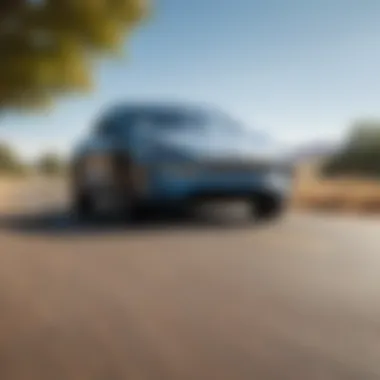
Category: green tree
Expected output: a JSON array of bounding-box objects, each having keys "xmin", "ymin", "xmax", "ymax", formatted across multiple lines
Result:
[
  {"xmin": 323, "ymin": 120, "xmax": 380, "ymax": 177},
  {"xmin": 346, "ymin": 120, "xmax": 380, "ymax": 150},
  {"xmin": 0, "ymin": 142, "xmax": 26, "ymax": 174},
  {"xmin": 36, "ymin": 152, "xmax": 65, "ymax": 175},
  {"xmin": 0, "ymin": 0, "xmax": 148, "ymax": 111}
]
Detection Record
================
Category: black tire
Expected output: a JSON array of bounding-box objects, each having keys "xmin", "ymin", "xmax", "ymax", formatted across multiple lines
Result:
[
  {"xmin": 72, "ymin": 189, "xmax": 140, "ymax": 222},
  {"xmin": 72, "ymin": 191, "xmax": 95, "ymax": 220},
  {"xmin": 70, "ymin": 153, "xmax": 142, "ymax": 222},
  {"xmin": 253, "ymin": 194, "xmax": 287, "ymax": 222}
]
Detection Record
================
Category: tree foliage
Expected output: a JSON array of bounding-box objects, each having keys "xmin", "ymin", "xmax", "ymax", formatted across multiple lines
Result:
[
  {"xmin": 36, "ymin": 152, "xmax": 65, "ymax": 175},
  {"xmin": 36, "ymin": 153, "xmax": 66, "ymax": 175},
  {"xmin": 323, "ymin": 120, "xmax": 380, "ymax": 178},
  {"xmin": 0, "ymin": 142, "xmax": 26, "ymax": 174},
  {"xmin": 0, "ymin": 0, "xmax": 148, "ymax": 110}
]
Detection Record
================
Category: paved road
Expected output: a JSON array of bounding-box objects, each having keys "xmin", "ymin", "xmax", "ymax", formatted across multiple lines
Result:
[{"xmin": 1, "ymin": 180, "xmax": 380, "ymax": 379}]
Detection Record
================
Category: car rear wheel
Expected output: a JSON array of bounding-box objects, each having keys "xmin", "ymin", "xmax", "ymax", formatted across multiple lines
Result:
[
  {"xmin": 72, "ymin": 187, "xmax": 140, "ymax": 222},
  {"xmin": 72, "ymin": 191, "xmax": 94, "ymax": 220},
  {"xmin": 71, "ymin": 154, "xmax": 143, "ymax": 222}
]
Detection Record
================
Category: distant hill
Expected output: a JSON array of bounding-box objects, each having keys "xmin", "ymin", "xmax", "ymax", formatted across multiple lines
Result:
[{"xmin": 289, "ymin": 141, "xmax": 340, "ymax": 163}]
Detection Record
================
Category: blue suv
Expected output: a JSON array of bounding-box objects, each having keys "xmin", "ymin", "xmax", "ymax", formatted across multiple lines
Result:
[{"xmin": 71, "ymin": 102, "xmax": 294, "ymax": 221}]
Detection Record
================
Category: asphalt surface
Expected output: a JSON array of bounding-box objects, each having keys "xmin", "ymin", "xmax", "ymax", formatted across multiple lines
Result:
[{"xmin": 1, "ymin": 179, "xmax": 380, "ymax": 379}]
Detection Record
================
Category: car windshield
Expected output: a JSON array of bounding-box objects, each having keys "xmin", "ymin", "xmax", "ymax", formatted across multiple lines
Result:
[
  {"xmin": 140, "ymin": 109, "xmax": 206, "ymax": 128},
  {"xmin": 99, "ymin": 105, "xmax": 270, "ymax": 142},
  {"xmin": 126, "ymin": 106, "xmax": 243, "ymax": 133}
]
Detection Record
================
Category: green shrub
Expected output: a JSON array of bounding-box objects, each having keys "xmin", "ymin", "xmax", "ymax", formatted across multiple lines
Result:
[{"xmin": 323, "ymin": 121, "xmax": 380, "ymax": 178}]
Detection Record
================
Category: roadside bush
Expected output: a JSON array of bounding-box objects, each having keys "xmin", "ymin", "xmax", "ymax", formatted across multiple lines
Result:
[
  {"xmin": 0, "ymin": 143, "xmax": 28, "ymax": 176},
  {"xmin": 36, "ymin": 153, "xmax": 66, "ymax": 176},
  {"xmin": 322, "ymin": 120, "xmax": 380, "ymax": 178}
]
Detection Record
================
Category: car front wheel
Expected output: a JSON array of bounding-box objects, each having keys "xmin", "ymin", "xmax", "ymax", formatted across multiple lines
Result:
[{"xmin": 252, "ymin": 194, "xmax": 287, "ymax": 222}]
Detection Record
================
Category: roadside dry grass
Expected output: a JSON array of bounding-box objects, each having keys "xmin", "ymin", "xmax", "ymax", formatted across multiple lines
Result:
[
  {"xmin": 292, "ymin": 159, "xmax": 380, "ymax": 213},
  {"xmin": 0, "ymin": 177, "xmax": 26, "ymax": 212},
  {"xmin": 0, "ymin": 175, "xmax": 66, "ymax": 213}
]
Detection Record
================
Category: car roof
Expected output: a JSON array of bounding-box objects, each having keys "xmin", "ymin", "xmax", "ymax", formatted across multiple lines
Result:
[{"xmin": 105, "ymin": 101, "xmax": 218, "ymax": 118}]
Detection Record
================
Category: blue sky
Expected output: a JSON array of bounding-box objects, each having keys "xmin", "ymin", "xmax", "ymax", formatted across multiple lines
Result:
[{"xmin": 1, "ymin": 0, "xmax": 380, "ymax": 158}]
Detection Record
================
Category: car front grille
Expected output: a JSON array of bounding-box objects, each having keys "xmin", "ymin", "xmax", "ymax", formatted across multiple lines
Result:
[
  {"xmin": 202, "ymin": 160, "xmax": 294, "ymax": 177},
  {"xmin": 203, "ymin": 160, "xmax": 272, "ymax": 174}
]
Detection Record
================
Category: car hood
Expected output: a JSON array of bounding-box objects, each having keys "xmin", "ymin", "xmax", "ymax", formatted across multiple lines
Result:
[{"xmin": 146, "ymin": 128, "xmax": 291, "ymax": 163}]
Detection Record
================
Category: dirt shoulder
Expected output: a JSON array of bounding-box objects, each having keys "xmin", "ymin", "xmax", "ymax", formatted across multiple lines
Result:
[
  {"xmin": 0, "ymin": 178, "xmax": 25, "ymax": 212},
  {"xmin": 0, "ymin": 176, "xmax": 67, "ymax": 213},
  {"xmin": 292, "ymin": 161, "xmax": 380, "ymax": 213}
]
